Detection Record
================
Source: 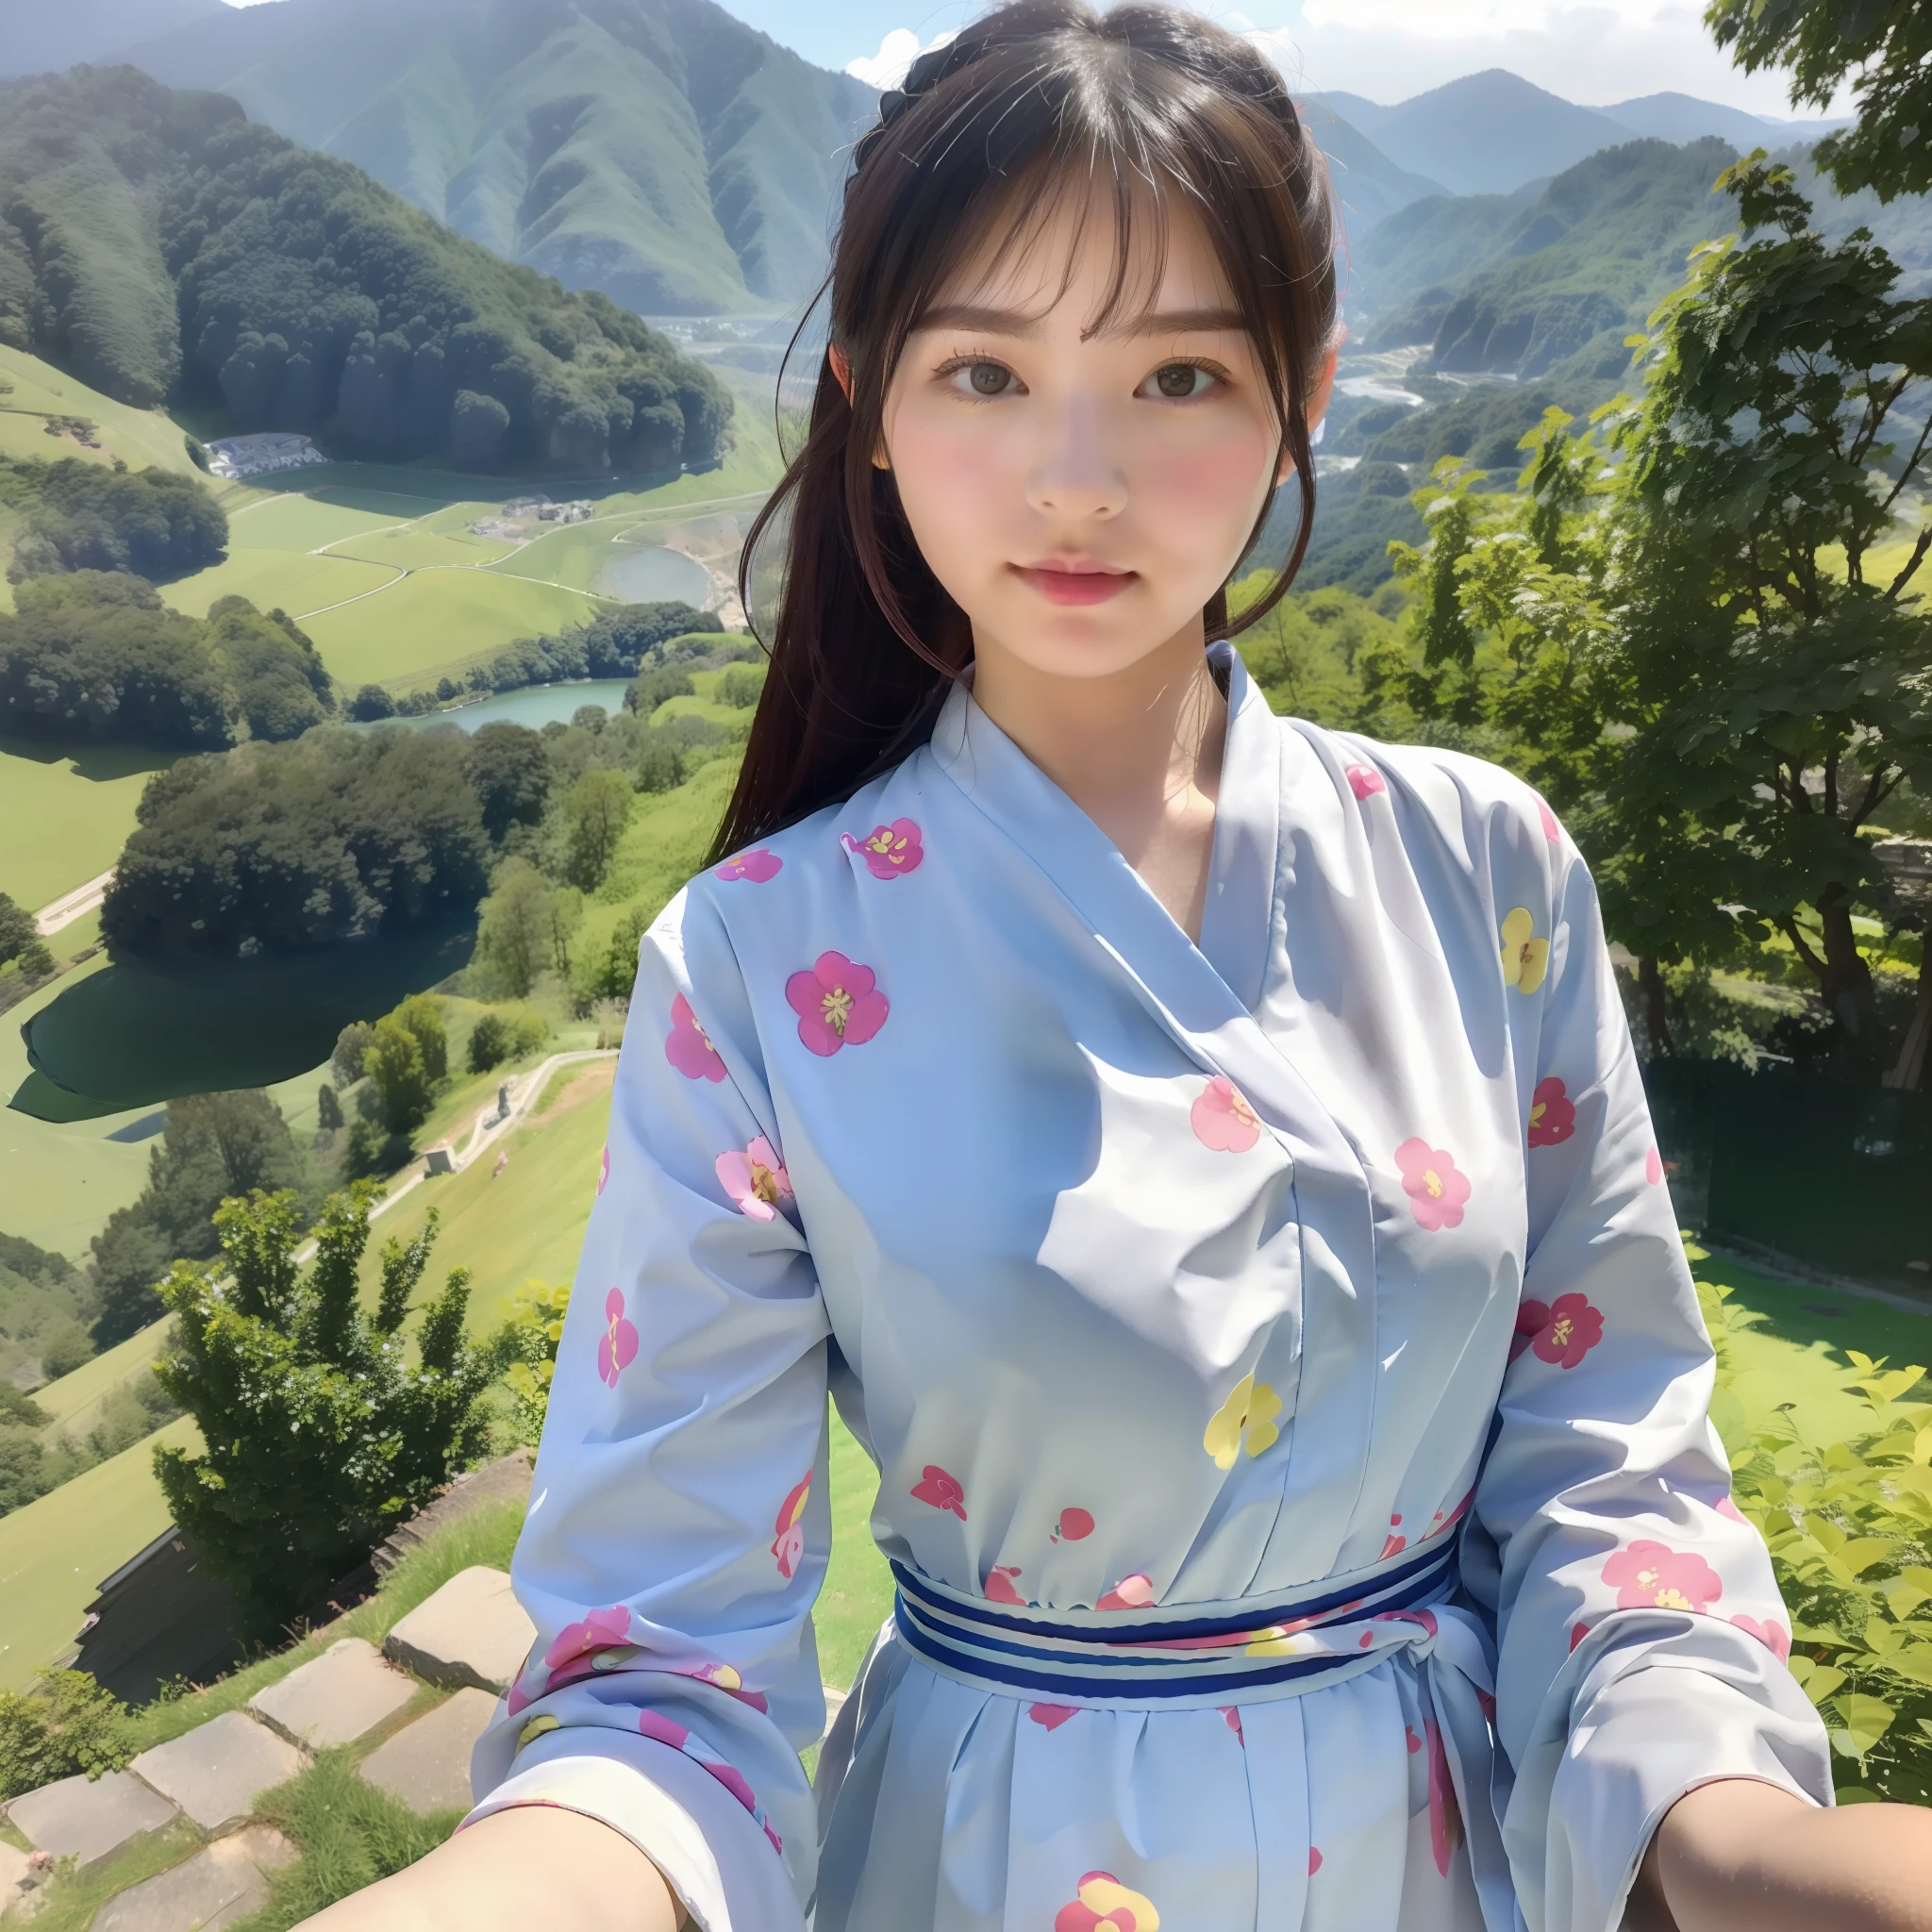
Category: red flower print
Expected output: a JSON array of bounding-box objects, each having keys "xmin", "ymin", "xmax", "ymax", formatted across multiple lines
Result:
[
  {"xmin": 1191, "ymin": 1074, "xmax": 1262, "ymax": 1153},
  {"xmin": 1527, "ymin": 1076, "xmax": 1576, "ymax": 1148},
  {"xmin": 1530, "ymin": 1292, "xmax": 1604, "ymax": 1370},
  {"xmin": 1381, "ymin": 1513, "xmax": 1407, "ymax": 1561},
  {"xmin": 1346, "ymin": 762, "xmax": 1386, "ymax": 800},
  {"xmin": 1096, "ymin": 1573, "xmax": 1157, "ymax": 1610},
  {"xmin": 1222, "ymin": 1707, "xmax": 1243, "ymax": 1744},
  {"xmin": 785, "ymin": 951, "xmax": 889, "ymax": 1057},
  {"xmin": 1028, "ymin": 1703, "xmax": 1077, "ymax": 1731},
  {"xmin": 716, "ymin": 1136, "xmax": 793, "ymax": 1221},
  {"xmin": 1646, "ymin": 1146, "xmax": 1664, "ymax": 1186},
  {"xmin": 1055, "ymin": 1872, "xmax": 1160, "ymax": 1932},
  {"xmin": 1536, "ymin": 797, "xmax": 1561, "ymax": 843},
  {"xmin": 1730, "ymin": 1614, "xmax": 1791, "ymax": 1664},
  {"xmin": 1406, "ymin": 1724, "xmax": 1421, "ymax": 1754},
  {"xmin": 597, "ymin": 1288, "xmax": 639, "ymax": 1388},
  {"xmin": 1308, "ymin": 1848, "xmax": 1323, "ymax": 1875},
  {"xmin": 1052, "ymin": 1507, "xmax": 1094, "ymax": 1542},
  {"xmin": 1425, "ymin": 1717, "xmax": 1461, "ymax": 1877},
  {"xmin": 596, "ymin": 1144, "xmax": 609, "ymax": 1195},
  {"xmin": 1569, "ymin": 1622, "xmax": 1590, "ymax": 1653},
  {"xmin": 665, "ymin": 991, "xmax": 727, "ymax": 1081},
  {"xmin": 1422, "ymin": 1488, "xmax": 1474, "ymax": 1541},
  {"xmin": 985, "ymin": 1565, "xmax": 1025, "ymax": 1605},
  {"xmin": 842, "ymin": 818, "xmax": 924, "ymax": 878},
  {"xmin": 1602, "ymin": 1540, "xmax": 1723, "ymax": 1612},
  {"xmin": 1510, "ymin": 1299, "xmax": 1549, "ymax": 1363},
  {"xmin": 1394, "ymin": 1138, "xmax": 1471, "ymax": 1231},
  {"xmin": 910, "ymin": 1464, "xmax": 966, "ymax": 1518},
  {"xmin": 715, "ymin": 847, "xmax": 782, "ymax": 883},
  {"xmin": 773, "ymin": 1473, "xmax": 810, "ymax": 1579}
]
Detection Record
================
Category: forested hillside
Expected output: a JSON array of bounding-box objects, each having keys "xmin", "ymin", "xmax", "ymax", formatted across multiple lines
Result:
[
  {"xmin": 118, "ymin": 0, "xmax": 878, "ymax": 315},
  {"xmin": 0, "ymin": 65, "xmax": 731, "ymax": 472}
]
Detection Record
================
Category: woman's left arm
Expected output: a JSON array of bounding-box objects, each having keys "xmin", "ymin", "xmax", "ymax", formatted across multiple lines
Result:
[{"xmin": 1458, "ymin": 798, "xmax": 1858, "ymax": 1932}]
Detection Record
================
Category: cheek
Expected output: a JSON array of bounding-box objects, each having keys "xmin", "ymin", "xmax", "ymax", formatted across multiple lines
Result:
[
  {"xmin": 889, "ymin": 415, "xmax": 1014, "ymax": 541},
  {"xmin": 1138, "ymin": 422, "xmax": 1275, "ymax": 533}
]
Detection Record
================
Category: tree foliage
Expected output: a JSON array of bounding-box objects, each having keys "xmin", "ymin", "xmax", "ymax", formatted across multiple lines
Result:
[
  {"xmin": 488, "ymin": 1280, "xmax": 570, "ymax": 1447},
  {"xmin": 475, "ymin": 858, "xmax": 577, "ymax": 999},
  {"xmin": 0, "ymin": 455, "xmax": 227, "ymax": 583},
  {"xmin": 154, "ymin": 1186, "xmax": 492, "ymax": 1628},
  {"xmin": 0, "ymin": 1672, "xmax": 131, "ymax": 1803},
  {"xmin": 0, "ymin": 66, "xmax": 731, "ymax": 471}
]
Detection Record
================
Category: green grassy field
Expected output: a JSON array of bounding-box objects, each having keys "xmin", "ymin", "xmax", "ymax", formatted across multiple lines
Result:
[
  {"xmin": 0, "ymin": 735, "xmax": 176, "ymax": 912},
  {"xmin": 27, "ymin": 1319, "xmax": 172, "ymax": 1440},
  {"xmin": 0, "ymin": 346, "xmax": 210, "ymax": 484}
]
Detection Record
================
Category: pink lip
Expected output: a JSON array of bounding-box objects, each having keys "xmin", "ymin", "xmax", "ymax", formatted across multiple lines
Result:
[{"xmin": 1012, "ymin": 563, "xmax": 1136, "ymax": 607}]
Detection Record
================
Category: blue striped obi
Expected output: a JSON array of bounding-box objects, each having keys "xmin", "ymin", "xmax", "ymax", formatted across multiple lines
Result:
[{"xmin": 891, "ymin": 1536, "xmax": 1464, "ymax": 1712}]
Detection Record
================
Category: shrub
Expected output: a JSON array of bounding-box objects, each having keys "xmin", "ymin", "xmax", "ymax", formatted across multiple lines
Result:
[
  {"xmin": 635, "ymin": 736, "xmax": 684, "ymax": 792},
  {"xmin": 467, "ymin": 1011, "xmax": 511, "ymax": 1074},
  {"xmin": 717, "ymin": 661, "xmax": 764, "ymax": 708},
  {"xmin": 346, "ymin": 684, "xmax": 395, "ymax": 721},
  {"xmin": 623, "ymin": 666, "xmax": 695, "ymax": 717},
  {"xmin": 488, "ymin": 1280, "xmax": 570, "ymax": 1446},
  {"xmin": 0, "ymin": 1671, "xmax": 131, "ymax": 1802},
  {"xmin": 153, "ymin": 1186, "xmax": 493, "ymax": 1629}
]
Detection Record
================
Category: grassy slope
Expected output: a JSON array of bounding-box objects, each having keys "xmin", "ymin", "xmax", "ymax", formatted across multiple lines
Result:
[
  {"xmin": 0, "ymin": 734, "xmax": 177, "ymax": 912},
  {"xmin": 25, "ymin": 1319, "xmax": 171, "ymax": 1439}
]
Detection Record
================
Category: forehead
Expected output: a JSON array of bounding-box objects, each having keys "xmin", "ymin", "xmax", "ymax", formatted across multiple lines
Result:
[{"xmin": 921, "ymin": 163, "xmax": 1238, "ymax": 339}]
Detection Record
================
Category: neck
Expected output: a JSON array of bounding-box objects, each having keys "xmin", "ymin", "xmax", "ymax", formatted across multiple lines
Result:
[{"xmin": 970, "ymin": 622, "xmax": 1227, "ymax": 873}]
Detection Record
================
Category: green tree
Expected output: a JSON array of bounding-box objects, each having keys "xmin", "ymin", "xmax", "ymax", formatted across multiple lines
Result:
[
  {"xmin": 392, "ymin": 994, "xmax": 447, "ymax": 1085},
  {"xmin": 462, "ymin": 723, "xmax": 550, "ymax": 841},
  {"xmin": 317, "ymin": 1082, "xmax": 343, "ymax": 1132},
  {"xmin": 362, "ymin": 1015, "xmax": 432, "ymax": 1138},
  {"xmin": 0, "ymin": 891, "xmax": 34, "ymax": 965},
  {"xmin": 635, "ymin": 736, "xmax": 685, "ymax": 793},
  {"xmin": 561, "ymin": 767, "xmax": 634, "ymax": 891},
  {"xmin": 331, "ymin": 1021, "xmax": 374, "ymax": 1089},
  {"xmin": 487, "ymin": 1280, "xmax": 571, "ymax": 1445},
  {"xmin": 475, "ymin": 858, "xmax": 576, "ymax": 997},
  {"xmin": 1707, "ymin": 0, "xmax": 1932, "ymax": 203},
  {"xmin": 716, "ymin": 662, "xmax": 764, "ymax": 708},
  {"xmin": 153, "ymin": 1187, "xmax": 492, "ymax": 1628}
]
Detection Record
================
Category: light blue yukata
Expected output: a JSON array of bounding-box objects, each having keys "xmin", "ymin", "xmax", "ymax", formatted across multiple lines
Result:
[{"xmin": 463, "ymin": 641, "xmax": 1830, "ymax": 1932}]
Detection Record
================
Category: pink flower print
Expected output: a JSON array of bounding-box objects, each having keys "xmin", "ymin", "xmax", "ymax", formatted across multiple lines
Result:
[
  {"xmin": 665, "ymin": 991, "xmax": 726, "ymax": 1081},
  {"xmin": 842, "ymin": 818, "xmax": 924, "ymax": 878},
  {"xmin": 1052, "ymin": 1507, "xmax": 1094, "ymax": 1543},
  {"xmin": 1527, "ymin": 1075, "xmax": 1576, "ymax": 1148},
  {"xmin": 1537, "ymin": 797, "xmax": 1562, "ymax": 843},
  {"xmin": 597, "ymin": 1288, "xmax": 639, "ymax": 1388},
  {"xmin": 1308, "ymin": 1847, "xmax": 1324, "ymax": 1875},
  {"xmin": 773, "ymin": 1473, "xmax": 810, "ymax": 1579},
  {"xmin": 537, "ymin": 1606, "xmax": 638, "ymax": 1698},
  {"xmin": 1222, "ymin": 1707, "xmax": 1244, "ymax": 1744},
  {"xmin": 1510, "ymin": 1299, "xmax": 1550, "ymax": 1363},
  {"xmin": 1191, "ymin": 1074, "xmax": 1261, "ymax": 1153},
  {"xmin": 1424, "ymin": 1717, "xmax": 1461, "ymax": 1877},
  {"xmin": 785, "ymin": 951, "xmax": 889, "ymax": 1057},
  {"xmin": 910, "ymin": 1464, "xmax": 966, "ymax": 1518},
  {"xmin": 716, "ymin": 1136, "xmax": 793, "ymax": 1221},
  {"xmin": 1715, "ymin": 1495, "xmax": 1747, "ymax": 1524},
  {"xmin": 596, "ymin": 1144, "xmax": 609, "ymax": 1195},
  {"xmin": 1381, "ymin": 1514, "xmax": 1407, "ymax": 1562},
  {"xmin": 1646, "ymin": 1145, "xmax": 1664, "ymax": 1186},
  {"xmin": 1055, "ymin": 1873, "xmax": 1160, "ymax": 1932},
  {"xmin": 1346, "ymin": 762, "xmax": 1386, "ymax": 801},
  {"xmin": 1096, "ymin": 1573, "xmax": 1157, "ymax": 1611},
  {"xmin": 715, "ymin": 847, "xmax": 782, "ymax": 883},
  {"xmin": 1395, "ymin": 1138, "xmax": 1472, "ymax": 1231},
  {"xmin": 1406, "ymin": 1724, "xmax": 1421, "ymax": 1754},
  {"xmin": 1730, "ymin": 1614, "xmax": 1791, "ymax": 1664},
  {"xmin": 638, "ymin": 1709, "xmax": 691, "ymax": 1752},
  {"xmin": 985, "ymin": 1564, "xmax": 1025, "ymax": 1605},
  {"xmin": 1603, "ymin": 1540, "xmax": 1723, "ymax": 1613},
  {"xmin": 1028, "ymin": 1702, "xmax": 1077, "ymax": 1731},
  {"xmin": 687, "ymin": 1661, "xmax": 767, "ymax": 1713},
  {"xmin": 1531, "ymin": 1292, "xmax": 1604, "ymax": 1370}
]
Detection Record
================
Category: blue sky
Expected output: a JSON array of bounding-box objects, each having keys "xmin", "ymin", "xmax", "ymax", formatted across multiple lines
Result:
[{"xmin": 216, "ymin": 2, "xmax": 1830, "ymax": 117}]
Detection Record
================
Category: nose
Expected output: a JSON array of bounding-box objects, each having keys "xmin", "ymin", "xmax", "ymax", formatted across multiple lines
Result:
[{"xmin": 1024, "ymin": 388, "xmax": 1127, "ymax": 522}]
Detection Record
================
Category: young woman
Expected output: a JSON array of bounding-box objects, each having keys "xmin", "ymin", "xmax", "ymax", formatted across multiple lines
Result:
[{"xmin": 311, "ymin": 6, "xmax": 1932, "ymax": 1929}]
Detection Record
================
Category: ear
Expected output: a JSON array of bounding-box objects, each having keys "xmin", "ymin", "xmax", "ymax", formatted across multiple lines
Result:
[
  {"xmin": 827, "ymin": 341, "xmax": 891, "ymax": 471},
  {"xmin": 1276, "ymin": 334, "xmax": 1343, "ymax": 484}
]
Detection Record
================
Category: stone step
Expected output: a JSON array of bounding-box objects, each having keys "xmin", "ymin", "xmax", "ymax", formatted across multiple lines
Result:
[
  {"xmin": 90, "ymin": 1824, "xmax": 295, "ymax": 1932},
  {"xmin": 357, "ymin": 1686, "xmax": 499, "ymax": 1817},
  {"xmin": 248, "ymin": 1637, "xmax": 418, "ymax": 1749},
  {"xmin": 127, "ymin": 1709, "xmax": 308, "ymax": 1833},
  {"xmin": 3, "ymin": 1768, "xmax": 177, "ymax": 1868},
  {"xmin": 382, "ymin": 1567, "xmax": 535, "ymax": 1695}
]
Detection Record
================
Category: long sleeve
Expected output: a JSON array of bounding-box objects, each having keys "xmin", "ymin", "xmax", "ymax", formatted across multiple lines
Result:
[
  {"xmin": 1458, "ymin": 817, "xmax": 1832, "ymax": 1932},
  {"xmin": 463, "ymin": 882, "xmax": 831, "ymax": 1932}
]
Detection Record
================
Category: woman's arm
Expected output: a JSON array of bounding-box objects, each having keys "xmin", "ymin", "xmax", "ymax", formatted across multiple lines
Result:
[
  {"xmin": 292, "ymin": 1805, "xmax": 686, "ymax": 1931},
  {"xmin": 1628, "ymin": 1778, "xmax": 1932, "ymax": 1932}
]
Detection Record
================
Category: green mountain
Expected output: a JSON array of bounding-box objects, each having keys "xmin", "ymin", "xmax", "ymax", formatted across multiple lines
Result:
[
  {"xmin": 115, "ymin": 0, "xmax": 877, "ymax": 315},
  {"xmin": 0, "ymin": 64, "xmax": 730, "ymax": 472},
  {"xmin": 1297, "ymin": 102, "xmax": 1444, "ymax": 240}
]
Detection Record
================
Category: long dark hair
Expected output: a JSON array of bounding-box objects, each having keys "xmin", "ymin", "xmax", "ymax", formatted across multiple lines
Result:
[{"xmin": 709, "ymin": 0, "xmax": 1338, "ymax": 862}]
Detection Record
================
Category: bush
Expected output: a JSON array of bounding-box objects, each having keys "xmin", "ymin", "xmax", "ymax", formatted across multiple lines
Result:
[
  {"xmin": 717, "ymin": 661, "xmax": 764, "ymax": 708},
  {"xmin": 15, "ymin": 940, "xmax": 54, "ymax": 983},
  {"xmin": 153, "ymin": 1187, "xmax": 492, "ymax": 1628},
  {"xmin": 331, "ymin": 1022, "xmax": 374, "ymax": 1089},
  {"xmin": 463, "ymin": 1008, "xmax": 543, "ymax": 1074},
  {"xmin": 635, "ymin": 736, "xmax": 685, "ymax": 792},
  {"xmin": 346, "ymin": 684, "xmax": 395, "ymax": 721},
  {"xmin": 0, "ymin": 1671, "xmax": 131, "ymax": 1801},
  {"xmin": 487, "ymin": 1280, "xmax": 570, "ymax": 1446},
  {"xmin": 623, "ymin": 666, "xmax": 695, "ymax": 717}
]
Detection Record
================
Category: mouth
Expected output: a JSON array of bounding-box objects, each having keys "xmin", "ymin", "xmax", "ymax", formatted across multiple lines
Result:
[{"xmin": 1009, "ymin": 561, "xmax": 1137, "ymax": 607}]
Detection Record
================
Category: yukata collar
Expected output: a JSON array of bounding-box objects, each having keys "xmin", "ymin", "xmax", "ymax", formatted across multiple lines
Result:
[{"xmin": 927, "ymin": 638, "xmax": 1282, "ymax": 1018}]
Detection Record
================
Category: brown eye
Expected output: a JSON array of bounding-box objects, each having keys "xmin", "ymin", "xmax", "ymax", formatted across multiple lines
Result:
[
  {"xmin": 966, "ymin": 361, "xmax": 1011, "ymax": 396},
  {"xmin": 1151, "ymin": 363, "xmax": 1212, "ymax": 399}
]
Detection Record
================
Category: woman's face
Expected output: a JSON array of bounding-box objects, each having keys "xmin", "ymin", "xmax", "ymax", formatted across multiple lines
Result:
[{"xmin": 863, "ymin": 175, "xmax": 1332, "ymax": 687}]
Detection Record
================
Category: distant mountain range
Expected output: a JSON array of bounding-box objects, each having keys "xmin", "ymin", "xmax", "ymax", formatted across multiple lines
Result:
[
  {"xmin": 0, "ymin": 0, "xmax": 225, "ymax": 79},
  {"xmin": 1307, "ymin": 69, "xmax": 1845, "ymax": 199},
  {"xmin": 101, "ymin": 0, "xmax": 876, "ymax": 315}
]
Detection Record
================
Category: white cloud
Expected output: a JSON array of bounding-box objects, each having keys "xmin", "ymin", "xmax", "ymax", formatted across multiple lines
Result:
[
  {"xmin": 1224, "ymin": 3, "xmax": 1844, "ymax": 117},
  {"xmin": 845, "ymin": 26, "xmax": 958, "ymax": 91}
]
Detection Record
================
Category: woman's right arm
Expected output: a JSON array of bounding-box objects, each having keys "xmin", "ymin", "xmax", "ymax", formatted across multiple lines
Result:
[{"xmin": 296, "ymin": 1805, "xmax": 686, "ymax": 1930}]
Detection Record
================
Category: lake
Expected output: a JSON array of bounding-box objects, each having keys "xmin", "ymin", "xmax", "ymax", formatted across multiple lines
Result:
[
  {"xmin": 598, "ymin": 542, "xmax": 714, "ymax": 605},
  {"xmin": 11, "ymin": 915, "xmax": 477, "ymax": 1123},
  {"xmin": 388, "ymin": 680, "xmax": 636, "ymax": 732}
]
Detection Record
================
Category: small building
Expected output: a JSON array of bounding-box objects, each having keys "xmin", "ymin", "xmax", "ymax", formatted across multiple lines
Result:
[
  {"xmin": 203, "ymin": 432, "xmax": 330, "ymax": 481},
  {"xmin": 423, "ymin": 1145, "xmax": 456, "ymax": 1175},
  {"xmin": 70, "ymin": 1527, "xmax": 241, "ymax": 1703},
  {"xmin": 536, "ymin": 500, "xmax": 593, "ymax": 523}
]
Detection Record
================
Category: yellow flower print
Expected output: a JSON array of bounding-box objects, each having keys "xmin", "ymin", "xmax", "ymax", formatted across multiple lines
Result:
[
  {"xmin": 1499, "ymin": 907, "xmax": 1550, "ymax": 994},
  {"xmin": 1203, "ymin": 1373, "xmax": 1283, "ymax": 1471}
]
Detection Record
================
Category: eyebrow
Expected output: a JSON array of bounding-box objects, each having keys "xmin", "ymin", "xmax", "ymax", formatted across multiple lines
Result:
[{"xmin": 914, "ymin": 302, "xmax": 1249, "ymax": 339}]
